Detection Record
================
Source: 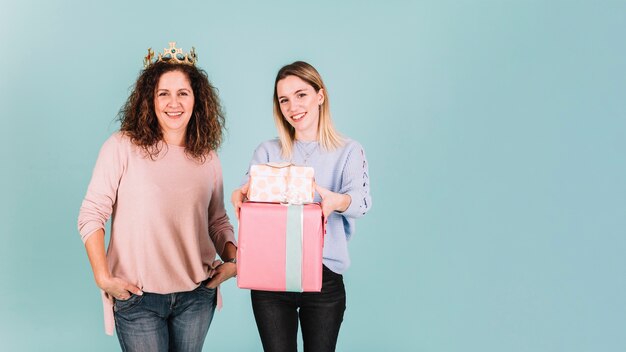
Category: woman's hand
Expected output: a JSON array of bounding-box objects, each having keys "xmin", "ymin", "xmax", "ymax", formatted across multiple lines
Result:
[
  {"xmin": 98, "ymin": 275, "xmax": 143, "ymax": 301},
  {"xmin": 231, "ymin": 182, "xmax": 249, "ymax": 219},
  {"xmin": 205, "ymin": 260, "xmax": 237, "ymax": 289},
  {"xmin": 315, "ymin": 183, "xmax": 352, "ymax": 218},
  {"xmin": 86, "ymin": 230, "xmax": 143, "ymax": 301}
]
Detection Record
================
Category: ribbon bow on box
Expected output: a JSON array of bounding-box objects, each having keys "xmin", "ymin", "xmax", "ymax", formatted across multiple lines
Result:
[{"xmin": 248, "ymin": 162, "xmax": 315, "ymax": 204}]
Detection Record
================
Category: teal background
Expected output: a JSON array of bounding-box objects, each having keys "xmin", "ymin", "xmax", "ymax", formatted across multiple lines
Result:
[{"xmin": 1, "ymin": 0, "xmax": 625, "ymax": 351}]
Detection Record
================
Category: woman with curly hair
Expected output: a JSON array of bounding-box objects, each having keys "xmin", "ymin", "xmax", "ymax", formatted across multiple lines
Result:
[{"xmin": 78, "ymin": 43, "xmax": 236, "ymax": 352}]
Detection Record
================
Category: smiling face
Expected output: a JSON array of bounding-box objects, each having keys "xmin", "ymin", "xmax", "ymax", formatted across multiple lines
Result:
[
  {"xmin": 276, "ymin": 75, "xmax": 324, "ymax": 141},
  {"xmin": 154, "ymin": 70, "xmax": 195, "ymax": 145}
]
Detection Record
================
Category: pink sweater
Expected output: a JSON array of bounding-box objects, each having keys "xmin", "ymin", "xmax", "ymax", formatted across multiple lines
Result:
[{"xmin": 78, "ymin": 132, "xmax": 235, "ymax": 334}]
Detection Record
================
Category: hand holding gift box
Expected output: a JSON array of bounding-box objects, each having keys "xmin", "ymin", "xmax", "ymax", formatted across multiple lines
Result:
[{"xmin": 247, "ymin": 162, "xmax": 315, "ymax": 204}]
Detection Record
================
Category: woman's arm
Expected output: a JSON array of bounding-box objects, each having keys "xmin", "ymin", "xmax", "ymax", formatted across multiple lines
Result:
[
  {"xmin": 205, "ymin": 241, "xmax": 237, "ymax": 289},
  {"xmin": 335, "ymin": 142, "xmax": 372, "ymax": 219},
  {"xmin": 314, "ymin": 184, "xmax": 352, "ymax": 218},
  {"xmin": 206, "ymin": 154, "xmax": 237, "ymax": 288},
  {"xmin": 79, "ymin": 134, "xmax": 142, "ymax": 300},
  {"xmin": 231, "ymin": 182, "xmax": 249, "ymax": 220},
  {"xmin": 84, "ymin": 229, "xmax": 142, "ymax": 300}
]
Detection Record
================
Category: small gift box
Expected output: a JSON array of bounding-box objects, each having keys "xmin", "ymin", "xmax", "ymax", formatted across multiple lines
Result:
[
  {"xmin": 248, "ymin": 162, "xmax": 315, "ymax": 204},
  {"xmin": 237, "ymin": 202, "xmax": 324, "ymax": 292}
]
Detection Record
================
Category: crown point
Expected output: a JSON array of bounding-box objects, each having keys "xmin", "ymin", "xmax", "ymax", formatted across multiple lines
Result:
[{"xmin": 144, "ymin": 42, "xmax": 197, "ymax": 68}]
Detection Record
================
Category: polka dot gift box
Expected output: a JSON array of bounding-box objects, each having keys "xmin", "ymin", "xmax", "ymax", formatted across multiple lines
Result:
[{"xmin": 248, "ymin": 162, "xmax": 315, "ymax": 204}]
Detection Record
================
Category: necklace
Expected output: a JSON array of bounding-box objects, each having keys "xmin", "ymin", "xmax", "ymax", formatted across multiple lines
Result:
[{"xmin": 295, "ymin": 141, "xmax": 319, "ymax": 165}]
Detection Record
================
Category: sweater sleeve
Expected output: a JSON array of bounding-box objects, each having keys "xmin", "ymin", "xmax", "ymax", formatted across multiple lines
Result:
[
  {"xmin": 207, "ymin": 152, "xmax": 236, "ymax": 256},
  {"xmin": 77, "ymin": 133, "xmax": 126, "ymax": 244},
  {"xmin": 338, "ymin": 141, "xmax": 372, "ymax": 219}
]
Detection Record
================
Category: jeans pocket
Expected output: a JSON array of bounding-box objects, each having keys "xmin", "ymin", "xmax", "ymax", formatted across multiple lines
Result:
[
  {"xmin": 197, "ymin": 283, "xmax": 216, "ymax": 294},
  {"xmin": 321, "ymin": 268, "xmax": 345, "ymax": 296},
  {"xmin": 113, "ymin": 293, "xmax": 143, "ymax": 313},
  {"xmin": 196, "ymin": 284, "xmax": 217, "ymax": 306}
]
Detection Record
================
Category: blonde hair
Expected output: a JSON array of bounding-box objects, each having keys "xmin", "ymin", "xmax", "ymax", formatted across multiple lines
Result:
[{"xmin": 272, "ymin": 61, "xmax": 343, "ymax": 159}]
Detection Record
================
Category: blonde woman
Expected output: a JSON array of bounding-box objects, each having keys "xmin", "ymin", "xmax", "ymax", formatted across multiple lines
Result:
[{"xmin": 232, "ymin": 61, "xmax": 371, "ymax": 351}]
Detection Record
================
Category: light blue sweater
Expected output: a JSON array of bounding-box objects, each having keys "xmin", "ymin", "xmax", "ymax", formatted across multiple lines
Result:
[{"xmin": 242, "ymin": 138, "xmax": 371, "ymax": 274}]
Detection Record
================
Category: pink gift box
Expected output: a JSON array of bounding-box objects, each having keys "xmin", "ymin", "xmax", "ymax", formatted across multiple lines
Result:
[
  {"xmin": 247, "ymin": 163, "xmax": 315, "ymax": 204},
  {"xmin": 237, "ymin": 202, "xmax": 324, "ymax": 292}
]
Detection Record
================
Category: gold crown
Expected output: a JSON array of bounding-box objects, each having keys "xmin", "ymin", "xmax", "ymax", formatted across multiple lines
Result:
[{"xmin": 143, "ymin": 42, "xmax": 197, "ymax": 68}]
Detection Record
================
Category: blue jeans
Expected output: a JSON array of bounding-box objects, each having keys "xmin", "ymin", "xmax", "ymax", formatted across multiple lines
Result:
[
  {"xmin": 114, "ymin": 284, "xmax": 216, "ymax": 352},
  {"xmin": 251, "ymin": 266, "xmax": 346, "ymax": 352}
]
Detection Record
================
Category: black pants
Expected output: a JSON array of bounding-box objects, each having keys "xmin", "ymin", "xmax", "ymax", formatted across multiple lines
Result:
[{"xmin": 251, "ymin": 266, "xmax": 346, "ymax": 352}]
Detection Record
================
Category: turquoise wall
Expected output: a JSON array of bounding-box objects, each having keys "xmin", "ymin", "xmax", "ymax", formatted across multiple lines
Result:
[{"xmin": 1, "ymin": 0, "xmax": 625, "ymax": 351}]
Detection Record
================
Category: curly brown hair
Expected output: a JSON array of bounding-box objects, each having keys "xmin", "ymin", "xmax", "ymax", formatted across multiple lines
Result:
[{"xmin": 118, "ymin": 61, "xmax": 225, "ymax": 162}]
